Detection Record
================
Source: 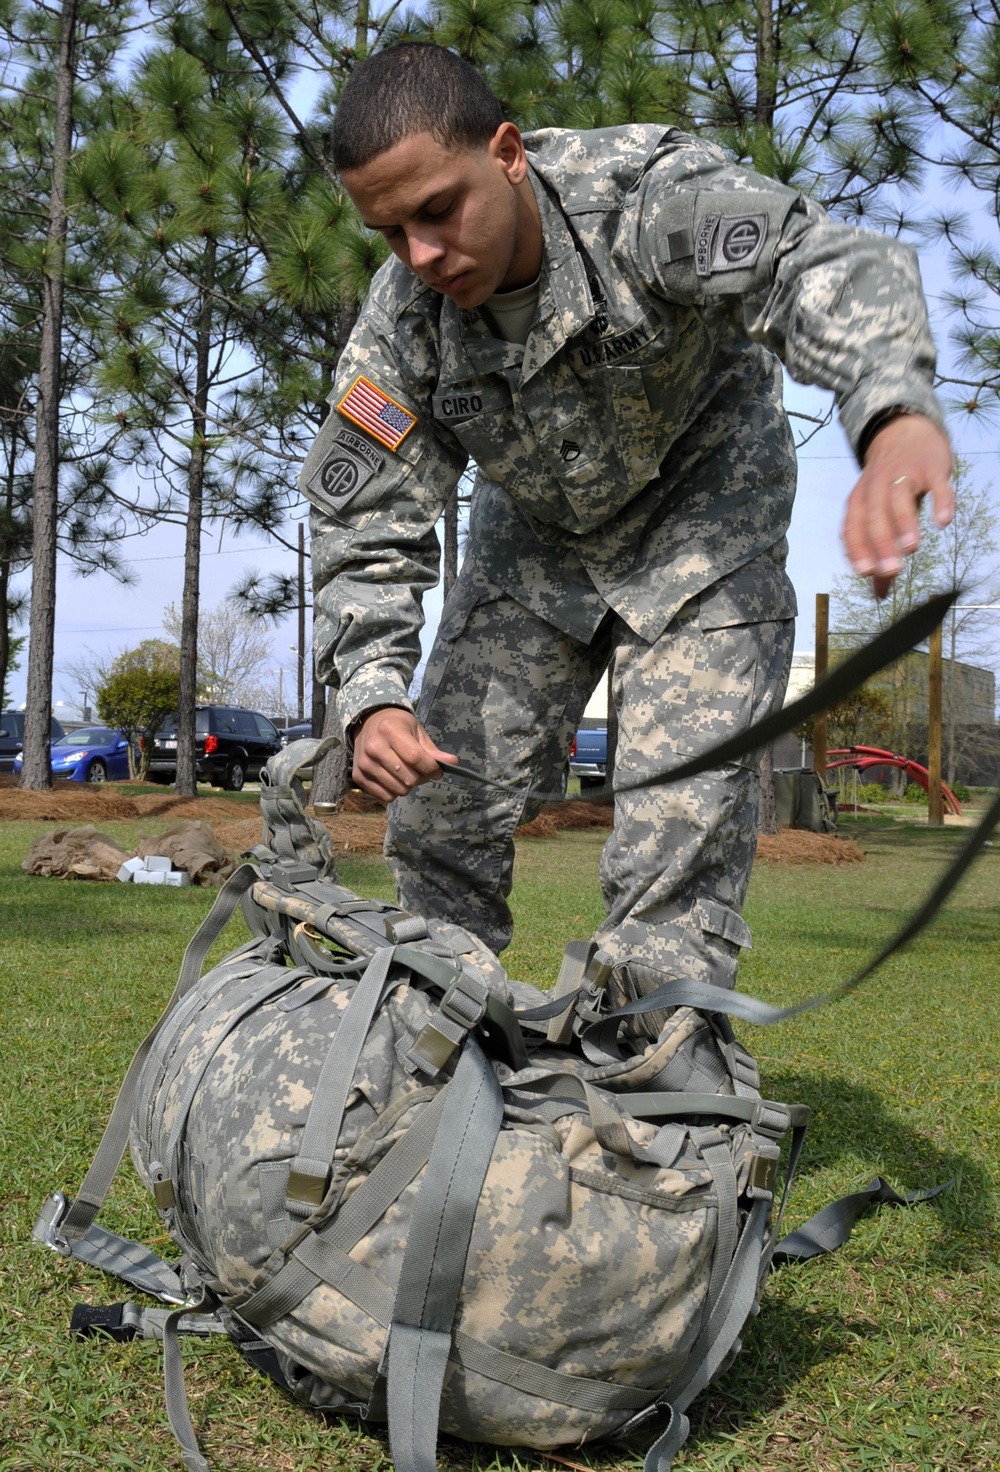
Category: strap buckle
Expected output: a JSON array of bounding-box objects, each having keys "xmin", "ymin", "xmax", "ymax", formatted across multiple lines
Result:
[
  {"xmin": 747, "ymin": 1154, "xmax": 778, "ymax": 1199},
  {"xmin": 750, "ymin": 1100, "xmax": 791, "ymax": 1140},
  {"xmin": 408, "ymin": 974, "xmax": 489, "ymax": 1075},
  {"xmin": 439, "ymin": 973, "xmax": 489, "ymax": 1029},
  {"xmin": 32, "ymin": 1191, "xmax": 72, "ymax": 1257}
]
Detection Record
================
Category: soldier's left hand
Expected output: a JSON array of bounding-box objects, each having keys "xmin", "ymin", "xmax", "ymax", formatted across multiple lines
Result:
[{"xmin": 842, "ymin": 414, "xmax": 953, "ymax": 598}]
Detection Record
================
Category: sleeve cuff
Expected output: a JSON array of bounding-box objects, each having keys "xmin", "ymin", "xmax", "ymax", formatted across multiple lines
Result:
[
  {"xmin": 336, "ymin": 669, "xmax": 415, "ymax": 737},
  {"xmin": 840, "ymin": 384, "xmax": 948, "ymax": 467}
]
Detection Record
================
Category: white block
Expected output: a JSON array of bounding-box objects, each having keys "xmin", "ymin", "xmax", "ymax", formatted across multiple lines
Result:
[
  {"xmin": 134, "ymin": 869, "xmax": 167, "ymax": 885},
  {"xmin": 143, "ymin": 854, "xmax": 172, "ymax": 872},
  {"xmin": 117, "ymin": 857, "xmax": 145, "ymax": 882},
  {"xmin": 162, "ymin": 870, "xmax": 191, "ymax": 887}
]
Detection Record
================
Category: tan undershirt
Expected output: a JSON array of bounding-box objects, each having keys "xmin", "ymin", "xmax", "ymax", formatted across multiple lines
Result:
[{"xmin": 483, "ymin": 276, "xmax": 541, "ymax": 345}]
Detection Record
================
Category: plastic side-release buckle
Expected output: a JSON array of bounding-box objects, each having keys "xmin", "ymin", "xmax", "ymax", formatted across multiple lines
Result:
[
  {"xmin": 32, "ymin": 1192, "xmax": 72, "ymax": 1257},
  {"xmin": 70, "ymin": 1302, "xmax": 141, "ymax": 1341},
  {"xmin": 408, "ymin": 973, "xmax": 489, "ymax": 1075},
  {"xmin": 750, "ymin": 1100, "xmax": 791, "ymax": 1140},
  {"xmin": 270, "ymin": 861, "xmax": 321, "ymax": 890}
]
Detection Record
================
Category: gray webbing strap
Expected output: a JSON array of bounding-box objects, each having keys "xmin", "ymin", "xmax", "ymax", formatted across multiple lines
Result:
[
  {"xmin": 32, "ymin": 1196, "xmax": 186, "ymax": 1304},
  {"xmin": 526, "ymin": 1074, "xmax": 808, "ymax": 1134},
  {"xmin": 258, "ymin": 736, "xmax": 341, "ymax": 877},
  {"xmin": 673, "ymin": 1196, "xmax": 770, "ymax": 1412},
  {"xmin": 63, "ymin": 1226, "xmax": 184, "ymax": 1304},
  {"xmin": 450, "ymin": 1331, "xmax": 653, "ymax": 1412},
  {"xmin": 60, "ymin": 864, "xmax": 261, "ymax": 1243},
  {"xmin": 384, "ymin": 1039, "xmax": 503, "ymax": 1472},
  {"xmin": 286, "ymin": 946, "xmax": 399, "ymax": 1212},
  {"xmin": 640, "ymin": 1199, "xmax": 772, "ymax": 1472},
  {"xmin": 239, "ymin": 1090, "xmax": 447, "ymax": 1329},
  {"xmin": 162, "ymin": 1289, "xmax": 217, "ymax": 1472},
  {"xmin": 773, "ymin": 1175, "xmax": 951, "ymax": 1263},
  {"xmin": 689, "ymin": 1127, "xmax": 739, "ymax": 1308}
]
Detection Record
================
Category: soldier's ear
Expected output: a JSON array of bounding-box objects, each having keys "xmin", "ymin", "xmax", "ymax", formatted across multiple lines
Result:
[{"xmin": 491, "ymin": 122, "xmax": 528, "ymax": 186}]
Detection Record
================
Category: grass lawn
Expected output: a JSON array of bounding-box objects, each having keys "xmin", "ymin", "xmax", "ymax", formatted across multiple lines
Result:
[{"xmin": 0, "ymin": 813, "xmax": 997, "ymax": 1471}]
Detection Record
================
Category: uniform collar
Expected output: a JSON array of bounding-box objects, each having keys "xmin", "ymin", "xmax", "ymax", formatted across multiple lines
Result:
[
  {"xmin": 520, "ymin": 165, "xmax": 597, "ymax": 379},
  {"xmin": 447, "ymin": 165, "xmax": 596, "ymax": 382}
]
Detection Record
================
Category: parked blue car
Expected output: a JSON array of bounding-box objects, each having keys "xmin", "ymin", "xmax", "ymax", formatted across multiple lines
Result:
[{"xmin": 13, "ymin": 725, "xmax": 134, "ymax": 783}]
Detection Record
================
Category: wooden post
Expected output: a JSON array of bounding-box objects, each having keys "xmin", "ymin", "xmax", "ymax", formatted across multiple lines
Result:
[
  {"xmin": 928, "ymin": 622, "xmax": 943, "ymax": 827},
  {"xmin": 813, "ymin": 593, "xmax": 829, "ymax": 781}
]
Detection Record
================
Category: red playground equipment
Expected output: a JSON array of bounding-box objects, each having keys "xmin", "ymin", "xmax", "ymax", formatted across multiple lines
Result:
[{"xmin": 826, "ymin": 745, "xmax": 963, "ymax": 816}]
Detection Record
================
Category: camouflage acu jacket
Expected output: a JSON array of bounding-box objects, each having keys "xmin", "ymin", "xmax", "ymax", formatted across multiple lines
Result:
[{"xmin": 303, "ymin": 125, "xmax": 944, "ymax": 732}]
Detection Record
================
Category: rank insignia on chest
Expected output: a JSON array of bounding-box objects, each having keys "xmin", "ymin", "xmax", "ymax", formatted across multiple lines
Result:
[{"xmin": 337, "ymin": 375, "xmax": 418, "ymax": 451}]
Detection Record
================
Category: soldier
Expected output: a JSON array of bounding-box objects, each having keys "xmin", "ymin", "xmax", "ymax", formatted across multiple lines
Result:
[{"xmin": 303, "ymin": 43, "xmax": 952, "ymax": 1005}]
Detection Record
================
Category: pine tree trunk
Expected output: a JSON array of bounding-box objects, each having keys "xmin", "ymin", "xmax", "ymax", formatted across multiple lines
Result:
[
  {"xmin": 0, "ymin": 427, "xmax": 20, "ymax": 708},
  {"xmin": 20, "ymin": 0, "xmax": 76, "ymax": 790},
  {"xmin": 310, "ymin": 687, "xmax": 348, "ymax": 808},
  {"xmin": 311, "ymin": 671, "xmax": 325, "ymax": 739},
  {"xmin": 754, "ymin": 0, "xmax": 778, "ymax": 130},
  {"xmin": 297, "ymin": 521, "xmax": 306, "ymax": 720},
  {"xmin": 175, "ymin": 237, "xmax": 216, "ymax": 797}
]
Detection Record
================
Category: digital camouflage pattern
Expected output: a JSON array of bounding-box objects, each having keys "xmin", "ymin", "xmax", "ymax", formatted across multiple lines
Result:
[
  {"xmin": 303, "ymin": 123, "xmax": 943, "ymax": 996},
  {"xmin": 386, "ymin": 556, "xmax": 794, "ymax": 997},
  {"xmin": 129, "ymin": 747, "xmax": 787, "ymax": 1457},
  {"xmin": 305, "ymin": 123, "xmax": 942, "ymax": 732}
]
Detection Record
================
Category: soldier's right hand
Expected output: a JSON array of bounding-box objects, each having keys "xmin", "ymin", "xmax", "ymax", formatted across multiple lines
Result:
[{"xmin": 352, "ymin": 707, "xmax": 458, "ymax": 804}]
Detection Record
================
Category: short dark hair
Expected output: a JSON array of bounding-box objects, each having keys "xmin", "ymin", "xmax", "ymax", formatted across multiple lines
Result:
[{"xmin": 331, "ymin": 44, "xmax": 504, "ymax": 173}]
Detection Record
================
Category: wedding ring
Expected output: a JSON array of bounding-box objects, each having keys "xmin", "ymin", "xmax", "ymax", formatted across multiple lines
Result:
[{"xmin": 890, "ymin": 475, "xmax": 915, "ymax": 486}]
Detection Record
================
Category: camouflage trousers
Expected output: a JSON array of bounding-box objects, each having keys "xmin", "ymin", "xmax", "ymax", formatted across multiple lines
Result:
[{"xmin": 385, "ymin": 558, "xmax": 794, "ymax": 996}]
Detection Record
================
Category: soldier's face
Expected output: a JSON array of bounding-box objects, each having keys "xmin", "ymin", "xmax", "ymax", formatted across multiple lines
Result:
[{"xmin": 341, "ymin": 124, "xmax": 542, "ymax": 309}]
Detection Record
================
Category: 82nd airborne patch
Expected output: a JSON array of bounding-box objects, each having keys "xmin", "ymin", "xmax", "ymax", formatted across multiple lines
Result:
[
  {"xmin": 694, "ymin": 212, "xmax": 768, "ymax": 278},
  {"xmin": 306, "ymin": 428, "xmax": 385, "ymax": 515}
]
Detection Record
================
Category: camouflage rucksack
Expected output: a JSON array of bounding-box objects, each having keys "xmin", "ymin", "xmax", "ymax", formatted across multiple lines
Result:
[{"xmin": 35, "ymin": 739, "xmax": 930, "ymax": 1472}]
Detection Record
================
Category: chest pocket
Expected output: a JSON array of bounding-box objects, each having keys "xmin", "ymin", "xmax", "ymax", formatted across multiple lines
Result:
[
  {"xmin": 615, "ymin": 310, "xmax": 706, "ymax": 482},
  {"xmin": 432, "ymin": 382, "xmax": 518, "ymax": 483}
]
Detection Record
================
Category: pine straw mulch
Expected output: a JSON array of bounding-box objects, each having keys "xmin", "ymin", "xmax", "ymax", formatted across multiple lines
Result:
[
  {"xmin": 755, "ymin": 828, "xmax": 864, "ymax": 864},
  {"xmin": 0, "ymin": 784, "xmax": 253, "ymax": 824},
  {"xmin": 2, "ymin": 778, "xmax": 863, "ymax": 864}
]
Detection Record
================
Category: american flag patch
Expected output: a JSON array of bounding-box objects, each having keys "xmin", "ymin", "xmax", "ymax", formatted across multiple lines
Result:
[{"xmin": 336, "ymin": 375, "xmax": 417, "ymax": 452}]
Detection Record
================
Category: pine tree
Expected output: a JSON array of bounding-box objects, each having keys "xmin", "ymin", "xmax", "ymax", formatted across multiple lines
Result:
[
  {"xmin": 79, "ymin": 11, "xmax": 301, "ymax": 794},
  {"xmin": 1, "ymin": 0, "xmax": 143, "ymax": 786},
  {"xmin": 899, "ymin": 10, "xmax": 1000, "ymax": 419}
]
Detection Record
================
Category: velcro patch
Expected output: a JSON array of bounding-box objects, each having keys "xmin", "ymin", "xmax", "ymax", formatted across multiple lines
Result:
[
  {"xmin": 306, "ymin": 429, "xmax": 384, "ymax": 514},
  {"xmin": 337, "ymin": 375, "xmax": 417, "ymax": 451},
  {"xmin": 694, "ymin": 213, "xmax": 768, "ymax": 277}
]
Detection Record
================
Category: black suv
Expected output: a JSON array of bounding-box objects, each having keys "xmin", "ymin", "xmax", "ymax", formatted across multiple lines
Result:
[
  {"xmin": 147, "ymin": 705, "xmax": 282, "ymax": 790},
  {"xmin": 0, "ymin": 711, "xmax": 65, "ymax": 773}
]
